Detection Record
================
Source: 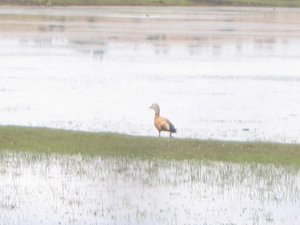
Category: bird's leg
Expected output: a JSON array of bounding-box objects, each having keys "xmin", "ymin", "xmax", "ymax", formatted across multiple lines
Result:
[
  {"xmin": 169, "ymin": 132, "xmax": 172, "ymax": 138},
  {"xmin": 159, "ymin": 131, "xmax": 161, "ymax": 138}
]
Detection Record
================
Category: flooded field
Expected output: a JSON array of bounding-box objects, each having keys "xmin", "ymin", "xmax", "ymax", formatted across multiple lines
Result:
[
  {"xmin": 0, "ymin": 151, "xmax": 299, "ymax": 225},
  {"xmin": 1, "ymin": 6, "xmax": 300, "ymax": 142},
  {"xmin": 1, "ymin": 7, "xmax": 300, "ymax": 225}
]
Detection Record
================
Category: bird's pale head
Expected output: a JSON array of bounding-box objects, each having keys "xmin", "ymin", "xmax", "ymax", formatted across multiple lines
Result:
[{"xmin": 149, "ymin": 103, "xmax": 160, "ymax": 115}]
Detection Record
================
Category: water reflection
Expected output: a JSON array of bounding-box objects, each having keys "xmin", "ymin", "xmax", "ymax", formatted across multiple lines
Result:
[
  {"xmin": 1, "ymin": 7, "xmax": 300, "ymax": 142},
  {"xmin": 254, "ymin": 38, "xmax": 276, "ymax": 51},
  {"xmin": 0, "ymin": 151, "xmax": 299, "ymax": 225}
]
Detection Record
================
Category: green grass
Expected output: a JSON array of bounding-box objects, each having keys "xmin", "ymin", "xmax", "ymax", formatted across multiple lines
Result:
[
  {"xmin": 0, "ymin": 125, "xmax": 300, "ymax": 166},
  {"xmin": 0, "ymin": 0, "xmax": 300, "ymax": 7},
  {"xmin": 226, "ymin": 0, "xmax": 300, "ymax": 7}
]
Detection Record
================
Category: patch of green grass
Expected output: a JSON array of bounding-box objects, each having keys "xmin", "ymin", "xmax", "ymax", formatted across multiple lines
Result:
[
  {"xmin": 226, "ymin": 0, "xmax": 300, "ymax": 7},
  {"xmin": 0, "ymin": 125, "xmax": 299, "ymax": 166},
  {"xmin": 0, "ymin": 0, "xmax": 190, "ymax": 6}
]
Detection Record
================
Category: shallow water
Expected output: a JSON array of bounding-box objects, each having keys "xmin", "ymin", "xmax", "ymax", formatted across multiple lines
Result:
[
  {"xmin": 0, "ymin": 151, "xmax": 299, "ymax": 225},
  {"xmin": 1, "ymin": 6, "xmax": 300, "ymax": 142}
]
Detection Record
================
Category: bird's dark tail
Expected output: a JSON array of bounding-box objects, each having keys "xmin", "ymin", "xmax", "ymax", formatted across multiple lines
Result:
[{"xmin": 170, "ymin": 123, "xmax": 176, "ymax": 133}]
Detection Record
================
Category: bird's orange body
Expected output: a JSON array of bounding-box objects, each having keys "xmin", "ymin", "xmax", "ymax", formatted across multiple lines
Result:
[
  {"xmin": 154, "ymin": 115, "xmax": 172, "ymax": 133},
  {"xmin": 149, "ymin": 103, "xmax": 176, "ymax": 138}
]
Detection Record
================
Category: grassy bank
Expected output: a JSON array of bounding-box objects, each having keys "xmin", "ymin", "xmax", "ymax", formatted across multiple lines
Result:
[
  {"xmin": 0, "ymin": 126, "xmax": 299, "ymax": 166},
  {"xmin": 0, "ymin": 0, "xmax": 299, "ymax": 7}
]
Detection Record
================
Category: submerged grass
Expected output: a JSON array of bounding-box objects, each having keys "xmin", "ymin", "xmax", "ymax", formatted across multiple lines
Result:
[{"xmin": 0, "ymin": 126, "xmax": 300, "ymax": 166}]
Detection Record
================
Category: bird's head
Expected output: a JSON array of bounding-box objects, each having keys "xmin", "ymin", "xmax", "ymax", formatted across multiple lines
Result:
[{"xmin": 149, "ymin": 103, "xmax": 160, "ymax": 115}]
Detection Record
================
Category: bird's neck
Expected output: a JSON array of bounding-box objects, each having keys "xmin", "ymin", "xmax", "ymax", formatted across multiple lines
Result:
[{"xmin": 155, "ymin": 112, "xmax": 160, "ymax": 117}]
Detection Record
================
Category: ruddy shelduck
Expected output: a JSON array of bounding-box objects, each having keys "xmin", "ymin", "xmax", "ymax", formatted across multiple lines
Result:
[{"xmin": 149, "ymin": 103, "xmax": 176, "ymax": 138}]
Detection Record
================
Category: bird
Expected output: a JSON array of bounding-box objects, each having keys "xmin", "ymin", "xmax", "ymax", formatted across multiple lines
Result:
[{"xmin": 149, "ymin": 103, "xmax": 176, "ymax": 138}]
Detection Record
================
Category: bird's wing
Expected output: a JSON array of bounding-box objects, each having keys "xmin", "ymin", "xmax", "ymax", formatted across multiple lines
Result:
[
  {"xmin": 159, "ymin": 117, "xmax": 176, "ymax": 133},
  {"xmin": 165, "ymin": 118, "xmax": 176, "ymax": 133}
]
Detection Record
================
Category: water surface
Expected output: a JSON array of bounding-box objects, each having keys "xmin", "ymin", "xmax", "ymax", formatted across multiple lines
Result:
[
  {"xmin": 1, "ymin": 7, "xmax": 300, "ymax": 142},
  {"xmin": 0, "ymin": 151, "xmax": 299, "ymax": 225}
]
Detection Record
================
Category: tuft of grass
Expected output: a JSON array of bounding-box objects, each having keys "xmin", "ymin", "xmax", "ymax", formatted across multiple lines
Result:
[{"xmin": 0, "ymin": 125, "xmax": 300, "ymax": 166}]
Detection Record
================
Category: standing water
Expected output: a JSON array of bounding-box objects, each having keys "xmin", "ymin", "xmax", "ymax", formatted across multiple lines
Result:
[
  {"xmin": 1, "ymin": 7, "xmax": 300, "ymax": 225},
  {"xmin": 0, "ymin": 151, "xmax": 299, "ymax": 225},
  {"xmin": 0, "ymin": 7, "xmax": 300, "ymax": 142}
]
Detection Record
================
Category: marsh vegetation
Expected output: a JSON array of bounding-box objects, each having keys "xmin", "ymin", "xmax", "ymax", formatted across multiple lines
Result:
[
  {"xmin": 1, "ymin": 151, "xmax": 299, "ymax": 225},
  {"xmin": 1, "ymin": 126, "xmax": 300, "ymax": 165},
  {"xmin": 1, "ymin": 6, "xmax": 300, "ymax": 225}
]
